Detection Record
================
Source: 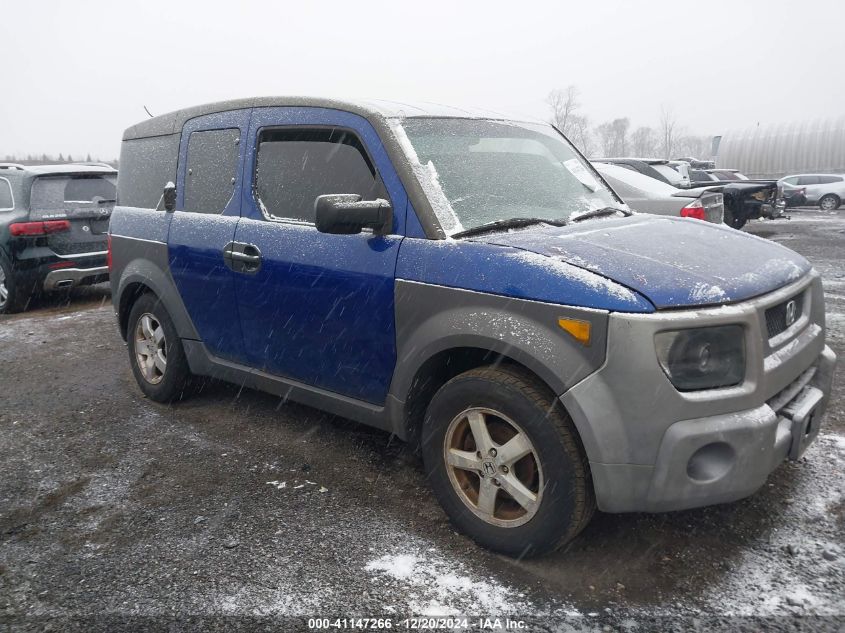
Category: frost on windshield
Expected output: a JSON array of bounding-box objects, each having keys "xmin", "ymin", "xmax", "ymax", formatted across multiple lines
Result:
[
  {"xmin": 394, "ymin": 117, "xmax": 621, "ymax": 236},
  {"xmin": 390, "ymin": 120, "xmax": 464, "ymax": 236}
]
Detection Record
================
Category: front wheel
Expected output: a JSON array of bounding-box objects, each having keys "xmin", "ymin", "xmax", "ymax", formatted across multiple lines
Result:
[
  {"xmin": 422, "ymin": 366, "xmax": 595, "ymax": 557},
  {"xmin": 127, "ymin": 293, "xmax": 193, "ymax": 402}
]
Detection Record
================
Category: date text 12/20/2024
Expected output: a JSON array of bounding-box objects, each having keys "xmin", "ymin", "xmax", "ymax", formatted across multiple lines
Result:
[{"xmin": 307, "ymin": 618, "xmax": 527, "ymax": 630}]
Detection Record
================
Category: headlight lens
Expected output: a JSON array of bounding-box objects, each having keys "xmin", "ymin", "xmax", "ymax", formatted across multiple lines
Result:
[{"xmin": 654, "ymin": 325, "xmax": 745, "ymax": 391}]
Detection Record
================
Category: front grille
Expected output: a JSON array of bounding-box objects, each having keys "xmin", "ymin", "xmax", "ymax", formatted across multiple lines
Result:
[{"xmin": 765, "ymin": 293, "xmax": 804, "ymax": 338}]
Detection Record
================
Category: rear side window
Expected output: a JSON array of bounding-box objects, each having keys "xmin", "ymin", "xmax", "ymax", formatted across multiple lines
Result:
[
  {"xmin": 0, "ymin": 178, "xmax": 13, "ymax": 210},
  {"xmin": 254, "ymin": 127, "xmax": 386, "ymax": 223},
  {"xmin": 798, "ymin": 176, "xmax": 820, "ymax": 185},
  {"xmin": 818, "ymin": 175, "xmax": 843, "ymax": 184},
  {"xmin": 183, "ymin": 128, "xmax": 241, "ymax": 214},
  {"xmin": 118, "ymin": 134, "xmax": 180, "ymax": 208}
]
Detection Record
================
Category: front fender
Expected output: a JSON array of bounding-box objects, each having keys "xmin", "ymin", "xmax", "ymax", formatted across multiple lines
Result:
[{"xmin": 389, "ymin": 279, "xmax": 609, "ymax": 424}]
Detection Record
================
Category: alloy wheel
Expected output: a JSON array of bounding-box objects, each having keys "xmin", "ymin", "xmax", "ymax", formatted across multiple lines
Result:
[
  {"xmin": 0, "ymin": 266, "xmax": 7, "ymax": 310},
  {"xmin": 443, "ymin": 407, "xmax": 543, "ymax": 527},
  {"xmin": 820, "ymin": 196, "xmax": 838, "ymax": 211},
  {"xmin": 134, "ymin": 313, "xmax": 167, "ymax": 384}
]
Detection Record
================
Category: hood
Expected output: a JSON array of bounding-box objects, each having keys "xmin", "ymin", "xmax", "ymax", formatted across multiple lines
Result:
[{"xmin": 478, "ymin": 215, "xmax": 811, "ymax": 309}]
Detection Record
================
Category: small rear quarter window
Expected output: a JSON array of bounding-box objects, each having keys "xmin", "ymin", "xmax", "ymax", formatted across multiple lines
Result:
[{"xmin": 118, "ymin": 134, "xmax": 180, "ymax": 209}]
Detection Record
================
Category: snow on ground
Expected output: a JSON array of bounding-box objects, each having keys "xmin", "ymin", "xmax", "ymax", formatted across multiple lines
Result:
[
  {"xmin": 365, "ymin": 549, "xmax": 539, "ymax": 616},
  {"xmin": 699, "ymin": 434, "xmax": 845, "ymax": 616}
]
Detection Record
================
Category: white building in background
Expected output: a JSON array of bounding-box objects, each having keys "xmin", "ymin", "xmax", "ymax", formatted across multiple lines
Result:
[{"xmin": 714, "ymin": 117, "xmax": 845, "ymax": 178}]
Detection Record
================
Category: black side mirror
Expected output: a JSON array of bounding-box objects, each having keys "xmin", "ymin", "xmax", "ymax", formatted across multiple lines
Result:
[
  {"xmin": 314, "ymin": 194, "xmax": 392, "ymax": 235},
  {"xmin": 163, "ymin": 181, "xmax": 177, "ymax": 213}
]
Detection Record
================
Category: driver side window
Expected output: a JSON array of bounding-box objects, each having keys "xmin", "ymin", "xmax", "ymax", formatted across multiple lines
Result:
[{"xmin": 254, "ymin": 127, "xmax": 387, "ymax": 224}]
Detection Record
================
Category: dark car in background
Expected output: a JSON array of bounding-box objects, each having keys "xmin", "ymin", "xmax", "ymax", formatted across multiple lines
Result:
[{"xmin": 0, "ymin": 163, "xmax": 115, "ymax": 313}]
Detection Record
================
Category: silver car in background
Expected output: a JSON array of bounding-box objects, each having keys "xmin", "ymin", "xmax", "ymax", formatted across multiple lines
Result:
[
  {"xmin": 594, "ymin": 162, "xmax": 724, "ymax": 223},
  {"xmin": 778, "ymin": 174, "xmax": 845, "ymax": 210}
]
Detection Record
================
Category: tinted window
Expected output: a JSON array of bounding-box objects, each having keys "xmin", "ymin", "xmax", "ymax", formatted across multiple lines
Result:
[
  {"xmin": 797, "ymin": 176, "xmax": 820, "ymax": 185},
  {"xmin": 0, "ymin": 178, "xmax": 12, "ymax": 210},
  {"xmin": 255, "ymin": 128, "xmax": 385, "ymax": 223},
  {"xmin": 30, "ymin": 175, "xmax": 117, "ymax": 218},
  {"xmin": 183, "ymin": 128, "xmax": 240, "ymax": 214},
  {"xmin": 690, "ymin": 170, "xmax": 713, "ymax": 181},
  {"xmin": 818, "ymin": 175, "xmax": 843, "ymax": 184},
  {"xmin": 118, "ymin": 134, "xmax": 180, "ymax": 208}
]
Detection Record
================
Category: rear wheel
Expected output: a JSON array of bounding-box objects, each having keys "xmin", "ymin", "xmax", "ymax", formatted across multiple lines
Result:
[
  {"xmin": 0, "ymin": 257, "xmax": 30, "ymax": 314},
  {"xmin": 819, "ymin": 194, "xmax": 840, "ymax": 211},
  {"xmin": 127, "ymin": 293, "xmax": 193, "ymax": 402},
  {"xmin": 422, "ymin": 365, "xmax": 595, "ymax": 557},
  {"xmin": 723, "ymin": 206, "xmax": 746, "ymax": 230}
]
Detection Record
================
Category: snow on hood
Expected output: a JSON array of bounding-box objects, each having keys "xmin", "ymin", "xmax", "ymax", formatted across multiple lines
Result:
[{"xmin": 477, "ymin": 215, "xmax": 812, "ymax": 309}]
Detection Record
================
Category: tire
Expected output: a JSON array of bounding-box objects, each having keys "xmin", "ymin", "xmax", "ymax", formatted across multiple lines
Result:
[
  {"xmin": 421, "ymin": 365, "xmax": 595, "ymax": 557},
  {"xmin": 126, "ymin": 292, "xmax": 193, "ymax": 402},
  {"xmin": 0, "ymin": 257, "xmax": 31, "ymax": 314},
  {"xmin": 723, "ymin": 206, "xmax": 746, "ymax": 230},
  {"xmin": 819, "ymin": 194, "xmax": 840, "ymax": 211}
]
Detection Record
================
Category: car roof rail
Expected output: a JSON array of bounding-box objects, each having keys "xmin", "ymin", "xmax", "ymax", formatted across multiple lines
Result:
[
  {"xmin": 75, "ymin": 162, "xmax": 117, "ymax": 169},
  {"xmin": 0, "ymin": 163, "xmax": 26, "ymax": 170}
]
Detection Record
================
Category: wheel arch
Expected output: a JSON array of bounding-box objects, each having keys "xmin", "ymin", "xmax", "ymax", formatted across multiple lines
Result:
[
  {"xmin": 396, "ymin": 340, "xmax": 590, "ymax": 459},
  {"xmin": 114, "ymin": 257, "xmax": 199, "ymax": 343}
]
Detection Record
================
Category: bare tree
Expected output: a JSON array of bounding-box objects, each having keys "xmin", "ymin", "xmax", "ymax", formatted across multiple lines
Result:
[
  {"xmin": 594, "ymin": 122, "xmax": 616, "ymax": 157},
  {"xmin": 546, "ymin": 86, "xmax": 581, "ymax": 137},
  {"xmin": 674, "ymin": 134, "xmax": 710, "ymax": 160},
  {"xmin": 658, "ymin": 106, "xmax": 677, "ymax": 159},
  {"xmin": 630, "ymin": 126, "xmax": 657, "ymax": 157},
  {"xmin": 569, "ymin": 114, "xmax": 593, "ymax": 156},
  {"xmin": 610, "ymin": 118, "xmax": 630, "ymax": 156}
]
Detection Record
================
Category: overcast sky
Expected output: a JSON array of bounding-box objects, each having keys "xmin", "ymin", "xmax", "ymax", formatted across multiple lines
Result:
[{"xmin": 2, "ymin": 0, "xmax": 843, "ymax": 160}]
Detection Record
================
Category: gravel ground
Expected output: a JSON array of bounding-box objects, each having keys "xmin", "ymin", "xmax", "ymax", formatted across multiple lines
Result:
[{"xmin": 0, "ymin": 209, "xmax": 843, "ymax": 632}]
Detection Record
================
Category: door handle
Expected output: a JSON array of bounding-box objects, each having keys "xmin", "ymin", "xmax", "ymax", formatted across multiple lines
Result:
[
  {"xmin": 230, "ymin": 251, "xmax": 260, "ymax": 263},
  {"xmin": 223, "ymin": 242, "xmax": 262, "ymax": 273}
]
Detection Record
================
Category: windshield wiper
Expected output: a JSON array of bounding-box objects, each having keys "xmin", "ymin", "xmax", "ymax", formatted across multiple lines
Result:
[
  {"xmin": 569, "ymin": 207, "xmax": 632, "ymax": 223},
  {"xmin": 451, "ymin": 217, "xmax": 567, "ymax": 239}
]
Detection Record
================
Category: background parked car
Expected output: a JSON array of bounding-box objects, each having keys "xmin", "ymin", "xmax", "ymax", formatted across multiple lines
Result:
[
  {"xmin": 778, "ymin": 181, "xmax": 808, "ymax": 208},
  {"xmin": 778, "ymin": 174, "xmax": 845, "ymax": 210},
  {"xmin": 593, "ymin": 162, "xmax": 724, "ymax": 223},
  {"xmin": 594, "ymin": 158, "xmax": 691, "ymax": 188},
  {"xmin": 0, "ymin": 163, "xmax": 115, "ymax": 313},
  {"xmin": 706, "ymin": 169, "xmax": 749, "ymax": 181}
]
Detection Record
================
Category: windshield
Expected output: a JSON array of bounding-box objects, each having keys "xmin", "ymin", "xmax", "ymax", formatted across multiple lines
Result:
[
  {"xmin": 652, "ymin": 164, "xmax": 684, "ymax": 182},
  {"xmin": 30, "ymin": 174, "xmax": 117, "ymax": 219},
  {"xmin": 395, "ymin": 118, "xmax": 622, "ymax": 235}
]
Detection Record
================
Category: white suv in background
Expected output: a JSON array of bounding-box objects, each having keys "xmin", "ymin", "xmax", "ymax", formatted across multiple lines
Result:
[{"xmin": 779, "ymin": 174, "xmax": 845, "ymax": 210}]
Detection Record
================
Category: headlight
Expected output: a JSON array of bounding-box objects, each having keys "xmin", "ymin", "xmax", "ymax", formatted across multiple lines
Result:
[{"xmin": 654, "ymin": 325, "xmax": 745, "ymax": 391}]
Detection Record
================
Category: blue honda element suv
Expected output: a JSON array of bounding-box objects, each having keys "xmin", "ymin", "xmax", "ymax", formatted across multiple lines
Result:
[{"xmin": 109, "ymin": 98, "xmax": 836, "ymax": 556}]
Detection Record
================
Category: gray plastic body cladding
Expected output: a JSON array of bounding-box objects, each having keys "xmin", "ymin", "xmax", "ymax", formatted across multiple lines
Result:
[
  {"xmin": 109, "ymin": 208, "xmax": 199, "ymax": 341},
  {"xmin": 390, "ymin": 279, "xmax": 609, "ymax": 436},
  {"xmin": 561, "ymin": 271, "xmax": 833, "ymax": 512}
]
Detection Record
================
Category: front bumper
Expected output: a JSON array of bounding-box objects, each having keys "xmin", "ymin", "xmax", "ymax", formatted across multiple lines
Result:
[{"xmin": 561, "ymin": 272, "xmax": 837, "ymax": 513}]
